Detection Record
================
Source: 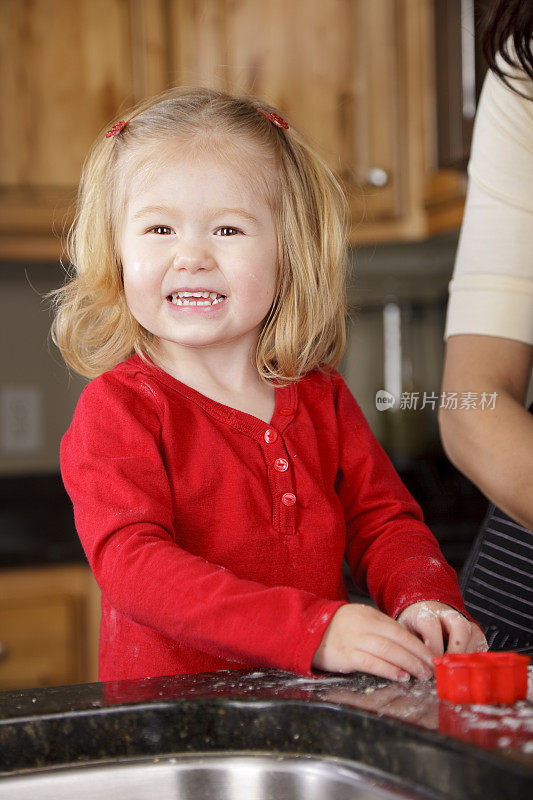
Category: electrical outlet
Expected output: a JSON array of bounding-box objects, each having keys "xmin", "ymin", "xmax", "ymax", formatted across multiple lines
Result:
[{"xmin": 0, "ymin": 385, "xmax": 43, "ymax": 454}]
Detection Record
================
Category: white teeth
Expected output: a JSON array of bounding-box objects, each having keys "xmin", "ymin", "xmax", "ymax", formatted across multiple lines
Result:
[
  {"xmin": 176, "ymin": 291, "xmax": 218, "ymax": 299},
  {"xmin": 169, "ymin": 292, "xmax": 225, "ymax": 307}
]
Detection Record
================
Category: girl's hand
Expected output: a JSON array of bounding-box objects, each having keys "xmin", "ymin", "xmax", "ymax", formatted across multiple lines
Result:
[
  {"xmin": 312, "ymin": 603, "xmax": 436, "ymax": 682},
  {"xmin": 396, "ymin": 601, "xmax": 488, "ymax": 657}
]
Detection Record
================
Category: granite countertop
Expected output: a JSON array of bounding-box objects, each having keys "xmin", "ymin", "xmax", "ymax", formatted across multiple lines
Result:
[{"xmin": 0, "ymin": 668, "xmax": 532, "ymax": 798}]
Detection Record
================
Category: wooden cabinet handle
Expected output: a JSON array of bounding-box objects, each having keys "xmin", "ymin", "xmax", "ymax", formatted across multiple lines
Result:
[{"xmin": 0, "ymin": 642, "xmax": 8, "ymax": 661}]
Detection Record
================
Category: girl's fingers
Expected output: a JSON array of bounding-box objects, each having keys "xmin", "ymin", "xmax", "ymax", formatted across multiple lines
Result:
[
  {"xmin": 405, "ymin": 613, "xmax": 445, "ymax": 657},
  {"xmin": 346, "ymin": 605, "xmax": 435, "ymax": 670},
  {"xmin": 440, "ymin": 610, "xmax": 472, "ymax": 653},
  {"xmin": 467, "ymin": 624, "xmax": 489, "ymax": 653},
  {"xmin": 376, "ymin": 613, "xmax": 436, "ymax": 667},
  {"xmin": 374, "ymin": 634, "xmax": 434, "ymax": 680},
  {"xmin": 397, "ymin": 606, "xmax": 445, "ymax": 659},
  {"xmin": 398, "ymin": 602, "xmax": 486, "ymax": 657},
  {"xmin": 353, "ymin": 634, "xmax": 434, "ymax": 681},
  {"xmin": 313, "ymin": 603, "xmax": 437, "ymax": 679},
  {"xmin": 342, "ymin": 649, "xmax": 412, "ymax": 683}
]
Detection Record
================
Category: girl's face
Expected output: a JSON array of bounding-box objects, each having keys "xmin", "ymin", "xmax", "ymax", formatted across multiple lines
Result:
[{"xmin": 119, "ymin": 139, "xmax": 279, "ymax": 370}]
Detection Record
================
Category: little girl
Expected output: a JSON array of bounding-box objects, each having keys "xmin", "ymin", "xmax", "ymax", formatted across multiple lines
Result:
[{"xmin": 53, "ymin": 87, "xmax": 486, "ymax": 684}]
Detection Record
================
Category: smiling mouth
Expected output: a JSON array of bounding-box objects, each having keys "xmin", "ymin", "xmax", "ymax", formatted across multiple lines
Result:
[{"xmin": 168, "ymin": 291, "xmax": 226, "ymax": 306}]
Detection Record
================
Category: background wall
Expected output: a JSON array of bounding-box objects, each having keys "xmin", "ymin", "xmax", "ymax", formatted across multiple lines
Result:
[{"xmin": 0, "ymin": 262, "xmax": 86, "ymax": 475}]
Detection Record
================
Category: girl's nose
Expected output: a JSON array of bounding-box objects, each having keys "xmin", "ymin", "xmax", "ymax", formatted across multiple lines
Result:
[{"xmin": 172, "ymin": 248, "xmax": 215, "ymax": 272}]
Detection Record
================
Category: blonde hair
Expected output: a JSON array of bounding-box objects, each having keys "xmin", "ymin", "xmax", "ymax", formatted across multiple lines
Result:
[{"xmin": 50, "ymin": 86, "xmax": 349, "ymax": 385}]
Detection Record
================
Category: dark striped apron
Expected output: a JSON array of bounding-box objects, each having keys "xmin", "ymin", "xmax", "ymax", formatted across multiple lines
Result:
[{"xmin": 460, "ymin": 406, "xmax": 533, "ymax": 653}]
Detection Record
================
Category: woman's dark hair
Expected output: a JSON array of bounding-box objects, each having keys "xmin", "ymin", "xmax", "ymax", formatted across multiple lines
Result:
[{"xmin": 480, "ymin": 0, "xmax": 533, "ymax": 94}]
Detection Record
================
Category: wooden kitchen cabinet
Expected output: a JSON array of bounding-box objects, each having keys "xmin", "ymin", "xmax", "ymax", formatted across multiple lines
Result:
[
  {"xmin": 0, "ymin": 0, "xmax": 165, "ymax": 260},
  {"xmin": 0, "ymin": 565, "xmax": 100, "ymax": 691},
  {"xmin": 0, "ymin": 0, "xmax": 464, "ymax": 260},
  {"xmin": 171, "ymin": 0, "xmax": 465, "ymax": 242}
]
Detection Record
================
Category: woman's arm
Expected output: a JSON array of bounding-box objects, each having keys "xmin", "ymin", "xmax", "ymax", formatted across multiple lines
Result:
[{"xmin": 439, "ymin": 333, "xmax": 533, "ymax": 529}]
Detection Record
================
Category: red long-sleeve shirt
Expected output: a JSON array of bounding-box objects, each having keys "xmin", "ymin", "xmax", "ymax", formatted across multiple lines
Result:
[{"xmin": 61, "ymin": 355, "xmax": 467, "ymax": 681}]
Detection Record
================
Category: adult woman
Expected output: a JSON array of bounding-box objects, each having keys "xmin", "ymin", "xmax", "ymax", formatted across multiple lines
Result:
[{"xmin": 439, "ymin": 0, "xmax": 533, "ymax": 651}]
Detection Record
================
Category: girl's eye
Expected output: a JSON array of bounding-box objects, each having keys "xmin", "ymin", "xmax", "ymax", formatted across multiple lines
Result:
[
  {"xmin": 150, "ymin": 226, "xmax": 173, "ymax": 235},
  {"xmin": 215, "ymin": 226, "xmax": 240, "ymax": 236}
]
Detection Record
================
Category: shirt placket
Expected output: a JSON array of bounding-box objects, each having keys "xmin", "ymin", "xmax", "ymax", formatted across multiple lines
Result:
[
  {"xmin": 186, "ymin": 379, "xmax": 298, "ymax": 537},
  {"xmin": 262, "ymin": 424, "xmax": 297, "ymax": 535}
]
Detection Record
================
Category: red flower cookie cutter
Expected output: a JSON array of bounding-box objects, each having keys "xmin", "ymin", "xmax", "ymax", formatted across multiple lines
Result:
[{"xmin": 433, "ymin": 652, "xmax": 529, "ymax": 705}]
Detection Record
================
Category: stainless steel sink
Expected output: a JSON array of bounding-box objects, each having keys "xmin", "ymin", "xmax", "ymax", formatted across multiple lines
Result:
[{"xmin": 0, "ymin": 753, "xmax": 442, "ymax": 800}]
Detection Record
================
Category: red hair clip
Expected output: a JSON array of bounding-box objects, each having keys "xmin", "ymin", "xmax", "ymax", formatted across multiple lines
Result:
[
  {"xmin": 106, "ymin": 119, "xmax": 130, "ymax": 138},
  {"xmin": 258, "ymin": 109, "xmax": 289, "ymax": 130}
]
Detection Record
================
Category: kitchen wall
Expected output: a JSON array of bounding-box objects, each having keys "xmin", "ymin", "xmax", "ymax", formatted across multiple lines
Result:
[
  {"xmin": 0, "ymin": 262, "xmax": 86, "ymax": 476},
  {"xmin": 343, "ymin": 233, "xmax": 461, "ymax": 443}
]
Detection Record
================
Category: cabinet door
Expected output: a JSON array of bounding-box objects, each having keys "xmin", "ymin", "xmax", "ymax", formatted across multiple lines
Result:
[
  {"xmin": 168, "ymin": 0, "xmax": 403, "ymax": 226},
  {"xmin": 0, "ymin": 597, "xmax": 81, "ymax": 690},
  {"xmin": 0, "ymin": 0, "xmax": 168, "ymax": 259},
  {"xmin": 0, "ymin": 566, "xmax": 100, "ymax": 690}
]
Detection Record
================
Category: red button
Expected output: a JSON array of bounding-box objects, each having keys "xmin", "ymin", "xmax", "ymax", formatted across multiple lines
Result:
[
  {"xmin": 264, "ymin": 428, "xmax": 278, "ymax": 443},
  {"xmin": 279, "ymin": 407, "xmax": 293, "ymax": 416},
  {"xmin": 274, "ymin": 458, "xmax": 289, "ymax": 472},
  {"xmin": 281, "ymin": 492, "xmax": 296, "ymax": 506}
]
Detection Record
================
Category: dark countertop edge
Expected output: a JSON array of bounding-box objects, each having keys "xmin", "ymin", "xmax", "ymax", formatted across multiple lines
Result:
[
  {"xmin": 0, "ymin": 693, "xmax": 506, "ymax": 752},
  {"xmin": 1, "ymin": 694, "xmax": 532, "ymax": 787},
  {"xmin": 11, "ymin": 694, "xmax": 530, "ymax": 764}
]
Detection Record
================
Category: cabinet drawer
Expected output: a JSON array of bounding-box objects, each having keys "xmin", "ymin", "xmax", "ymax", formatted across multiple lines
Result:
[{"xmin": 0, "ymin": 596, "xmax": 82, "ymax": 690}]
